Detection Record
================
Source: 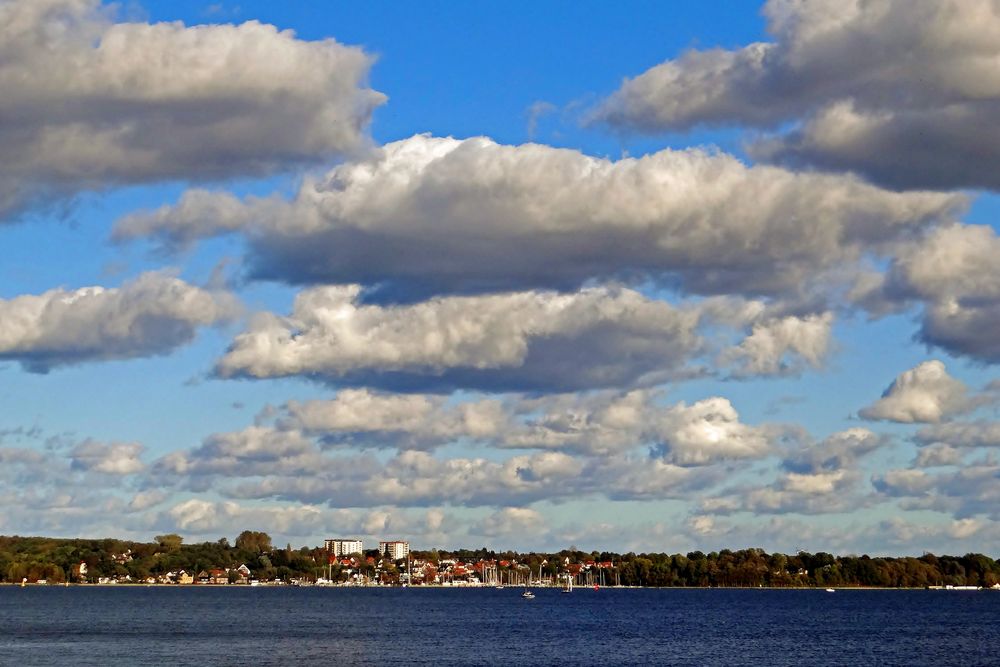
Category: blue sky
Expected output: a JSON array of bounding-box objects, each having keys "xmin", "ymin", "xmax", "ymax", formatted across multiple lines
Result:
[{"xmin": 2, "ymin": 0, "xmax": 1000, "ymax": 555}]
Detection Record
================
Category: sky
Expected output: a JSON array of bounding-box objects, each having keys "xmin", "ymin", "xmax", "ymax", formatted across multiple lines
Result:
[{"xmin": 2, "ymin": 0, "xmax": 1000, "ymax": 555}]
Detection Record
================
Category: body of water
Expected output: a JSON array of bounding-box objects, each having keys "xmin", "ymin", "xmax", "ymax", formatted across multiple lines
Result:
[{"xmin": 1, "ymin": 586, "xmax": 997, "ymax": 666}]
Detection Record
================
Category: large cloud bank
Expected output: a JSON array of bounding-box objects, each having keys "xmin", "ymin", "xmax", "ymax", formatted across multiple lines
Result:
[
  {"xmin": 116, "ymin": 134, "xmax": 961, "ymax": 301},
  {"xmin": 0, "ymin": 0, "xmax": 383, "ymax": 220},
  {"xmin": 597, "ymin": 0, "xmax": 1000, "ymax": 190},
  {"xmin": 215, "ymin": 285, "xmax": 704, "ymax": 392},
  {"xmin": 0, "ymin": 272, "xmax": 237, "ymax": 371}
]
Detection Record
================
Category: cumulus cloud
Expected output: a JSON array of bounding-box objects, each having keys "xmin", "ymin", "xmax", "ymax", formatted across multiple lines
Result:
[
  {"xmin": 471, "ymin": 507, "xmax": 546, "ymax": 537},
  {"xmin": 596, "ymin": 0, "xmax": 1000, "ymax": 190},
  {"xmin": 282, "ymin": 390, "xmax": 506, "ymax": 450},
  {"xmin": 498, "ymin": 390, "xmax": 696, "ymax": 457},
  {"xmin": 782, "ymin": 428, "xmax": 885, "ymax": 474},
  {"xmin": 915, "ymin": 421, "xmax": 1000, "ymax": 449},
  {"xmin": 0, "ymin": 0, "xmax": 384, "ymax": 220},
  {"xmin": 865, "ymin": 516, "xmax": 1000, "ymax": 551},
  {"xmin": 723, "ymin": 312, "xmax": 833, "ymax": 377},
  {"xmin": 126, "ymin": 489, "xmax": 169, "ymax": 512},
  {"xmin": 0, "ymin": 272, "xmax": 238, "ymax": 372},
  {"xmin": 701, "ymin": 469, "xmax": 864, "ymax": 516},
  {"xmin": 114, "ymin": 134, "xmax": 961, "ymax": 302},
  {"xmin": 0, "ymin": 431, "xmax": 162, "ymax": 538},
  {"xmin": 650, "ymin": 397, "xmax": 774, "ymax": 466},
  {"xmin": 869, "ymin": 225, "xmax": 1000, "ymax": 362},
  {"xmin": 859, "ymin": 361, "xmax": 979, "ymax": 423},
  {"xmin": 154, "ymin": 426, "xmax": 323, "ymax": 478},
  {"xmin": 69, "ymin": 439, "xmax": 145, "ymax": 475},
  {"xmin": 150, "ymin": 413, "xmax": 730, "ymax": 508},
  {"xmin": 913, "ymin": 443, "xmax": 964, "ymax": 468},
  {"xmin": 162, "ymin": 498, "xmax": 358, "ymax": 537},
  {"xmin": 874, "ymin": 464, "xmax": 1000, "ymax": 519},
  {"xmin": 249, "ymin": 389, "xmax": 777, "ymax": 463},
  {"xmin": 701, "ymin": 427, "xmax": 884, "ymax": 516},
  {"xmin": 215, "ymin": 285, "xmax": 704, "ymax": 393},
  {"xmin": 230, "ymin": 450, "xmax": 588, "ymax": 508}
]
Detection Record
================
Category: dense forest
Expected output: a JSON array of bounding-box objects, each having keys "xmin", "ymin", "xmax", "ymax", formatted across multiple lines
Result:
[{"xmin": 2, "ymin": 534, "xmax": 999, "ymax": 588}]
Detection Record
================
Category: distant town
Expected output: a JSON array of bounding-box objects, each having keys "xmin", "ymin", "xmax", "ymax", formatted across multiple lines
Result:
[{"xmin": 2, "ymin": 533, "xmax": 1000, "ymax": 590}]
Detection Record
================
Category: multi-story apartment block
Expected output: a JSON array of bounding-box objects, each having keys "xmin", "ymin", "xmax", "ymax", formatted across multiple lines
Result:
[
  {"xmin": 379, "ymin": 540, "xmax": 409, "ymax": 561},
  {"xmin": 324, "ymin": 539, "xmax": 364, "ymax": 556}
]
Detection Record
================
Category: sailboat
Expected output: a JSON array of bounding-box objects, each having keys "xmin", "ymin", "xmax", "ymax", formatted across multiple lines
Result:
[
  {"xmin": 562, "ymin": 573, "xmax": 573, "ymax": 594},
  {"xmin": 522, "ymin": 566, "xmax": 535, "ymax": 598}
]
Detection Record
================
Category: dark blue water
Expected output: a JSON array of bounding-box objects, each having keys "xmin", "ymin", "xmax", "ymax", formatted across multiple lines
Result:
[{"xmin": 1, "ymin": 587, "xmax": 997, "ymax": 666}]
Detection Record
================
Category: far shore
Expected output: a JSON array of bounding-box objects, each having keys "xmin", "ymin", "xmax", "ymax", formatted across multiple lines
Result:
[{"xmin": 6, "ymin": 582, "xmax": 993, "ymax": 591}]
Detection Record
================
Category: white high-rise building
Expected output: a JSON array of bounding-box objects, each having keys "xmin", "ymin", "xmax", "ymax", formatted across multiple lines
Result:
[
  {"xmin": 325, "ymin": 539, "xmax": 363, "ymax": 556},
  {"xmin": 379, "ymin": 540, "xmax": 409, "ymax": 561}
]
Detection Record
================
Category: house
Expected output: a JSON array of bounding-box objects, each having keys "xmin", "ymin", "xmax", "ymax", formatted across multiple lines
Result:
[
  {"xmin": 208, "ymin": 568, "xmax": 229, "ymax": 585},
  {"xmin": 235, "ymin": 564, "xmax": 251, "ymax": 584}
]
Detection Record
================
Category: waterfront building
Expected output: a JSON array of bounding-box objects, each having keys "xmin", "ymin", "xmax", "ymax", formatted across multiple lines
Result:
[
  {"xmin": 324, "ymin": 538, "xmax": 364, "ymax": 556},
  {"xmin": 379, "ymin": 540, "xmax": 409, "ymax": 561}
]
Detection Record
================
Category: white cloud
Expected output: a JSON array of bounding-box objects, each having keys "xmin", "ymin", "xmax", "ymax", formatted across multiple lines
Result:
[
  {"xmin": 499, "ymin": 390, "xmax": 666, "ymax": 456},
  {"xmin": 154, "ymin": 426, "xmax": 325, "ymax": 477},
  {"xmin": 874, "ymin": 464, "xmax": 1000, "ymax": 519},
  {"xmin": 699, "ymin": 427, "xmax": 886, "ymax": 516},
  {"xmin": 876, "ymin": 225, "xmax": 1000, "ymax": 362},
  {"xmin": 152, "ymin": 413, "xmax": 732, "ymax": 507},
  {"xmin": 163, "ymin": 498, "xmax": 335, "ymax": 536},
  {"xmin": 283, "ymin": 389, "xmax": 779, "ymax": 466},
  {"xmin": 279, "ymin": 388, "xmax": 754, "ymax": 458},
  {"xmin": 687, "ymin": 515, "xmax": 717, "ymax": 536},
  {"xmin": 650, "ymin": 397, "xmax": 774, "ymax": 466},
  {"xmin": 914, "ymin": 443, "xmax": 963, "ymax": 468},
  {"xmin": 69, "ymin": 439, "xmax": 145, "ymax": 475},
  {"xmin": 860, "ymin": 361, "xmax": 977, "ymax": 423},
  {"xmin": 0, "ymin": 0, "xmax": 384, "ymax": 220},
  {"xmin": 783, "ymin": 428, "xmax": 885, "ymax": 474},
  {"xmin": 877, "ymin": 467, "xmax": 952, "ymax": 499},
  {"xmin": 114, "ymin": 134, "xmax": 961, "ymax": 301},
  {"xmin": 724, "ymin": 312, "xmax": 833, "ymax": 377},
  {"xmin": 595, "ymin": 0, "xmax": 1000, "ymax": 190},
  {"xmin": 816, "ymin": 515, "xmax": 1000, "ymax": 554},
  {"xmin": 915, "ymin": 421, "xmax": 1000, "ymax": 449},
  {"xmin": 471, "ymin": 507, "xmax": 546, "ymax": 537},
  {"xmin": 282, "ymin": 389, "xmax": 506, "ymax": 449},
  {"xmin": 703, "ymin": 469, "xmax": 864, "ymax": 516},
  {"xmin": 127, "ymin": 490, "xmax": 168, "ymax": 512},
  {"xmin": 215, "ymin": 285, "xmax": 703, "ymax": 392},
  {"xmin": 0, "ymin": 272, "xmax": 238, "ymax": 371}
]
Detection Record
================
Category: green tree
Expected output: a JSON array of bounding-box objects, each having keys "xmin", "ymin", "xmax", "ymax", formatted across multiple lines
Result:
[
  {"xmin": 155, "ymin": 534, "xmax": 183, "ymax": 552},
  {"xmin": 235, "ymin": 531, "xmax": 272, "ymax": 554}
]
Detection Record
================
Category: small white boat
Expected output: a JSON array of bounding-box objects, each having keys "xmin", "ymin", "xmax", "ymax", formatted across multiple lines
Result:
[
  {"xmin": 522, "ymin": 589, "xmax": 535, "ymax": 599},
  {"xmin": 825, "ymin": 588, "xmax": 835, "ymax": 593}
]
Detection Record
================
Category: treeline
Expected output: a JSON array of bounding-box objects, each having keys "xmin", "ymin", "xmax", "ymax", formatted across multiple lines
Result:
[
  {"xmin": 0, "ymin": 532, "xmax": 327, "ymax": 583},
  {"xmin": 2, "ymin": 534, "xmax": 998, "ymax": 588},
  {"xmin": 496, "ymin": 547, "xmax": 1000, "ymax": 588}
]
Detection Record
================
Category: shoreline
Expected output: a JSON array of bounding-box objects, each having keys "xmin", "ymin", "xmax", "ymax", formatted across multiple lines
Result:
[{"xmin": 5, "ymin": 582, "xmax": 990, "ymax": 591}]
